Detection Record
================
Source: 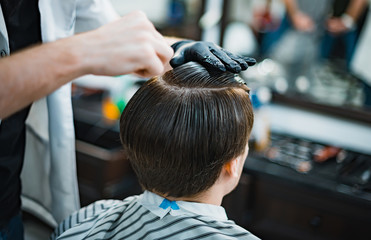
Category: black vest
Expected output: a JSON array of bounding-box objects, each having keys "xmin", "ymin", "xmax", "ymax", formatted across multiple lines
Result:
[{"xmin": 0, "ymin": 0, "xmax": 41, "ymax": 226}]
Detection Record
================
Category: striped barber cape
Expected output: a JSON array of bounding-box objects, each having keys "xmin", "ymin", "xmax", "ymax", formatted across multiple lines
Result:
[{"xmin": 51, "ymin": 191, "xmax": 260, "ymax": 240}]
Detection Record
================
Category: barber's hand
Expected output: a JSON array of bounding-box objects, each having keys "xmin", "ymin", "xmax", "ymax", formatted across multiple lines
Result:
[
  {"xmin": 78, "ymin": 11, "xmax": 173, "ymax": 78},
  {"xmin": 291, "ymin": 12, "xmax": 315, "ymax": 32},
  {"xmin": 326, "ymin": 17, "xmax": 349, "ymax": 34},
  {"xmin": 170, "ymin": 40, "xmax": 256, "ymax": 73}
]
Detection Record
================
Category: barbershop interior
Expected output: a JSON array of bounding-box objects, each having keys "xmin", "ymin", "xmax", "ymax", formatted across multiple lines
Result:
[{"xmin": 8, "ymin": 0, "xmax": 371, "ymax": 239}]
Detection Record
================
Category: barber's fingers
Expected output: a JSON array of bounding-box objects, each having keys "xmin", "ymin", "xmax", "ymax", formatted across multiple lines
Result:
[
  {"xmin": 121, "ymin": 12, "xmax": 173, "ymax": 76},
  {"xmin": 126, "ymin": 11, "xmax": 153, "ymax": 29},
  {"xmin": 190, "ymin": 44, "xmax": 226, "ymax": 71},
  {"xmin": 132, "ymin": 32, "xmax": 172, "ymax": 75},
  {"xmin": 151, "ymin": 36, "xmax": 174, "ymax": 66},
  {"xmin": 133, "ymin": 13, "xmax": 173, "ymax": 69},
  {"xmin": 134, "ymin": 46, "xmax": 165, "ymax": 77},
  {"xmin": 221, "ymin": 50, "xmax": 257, "ymax": 70},
  {"xmin": 210, "ymin": 48, "xmax": 242, "ymax": 73},
  {"xmin": 222, "ymin": 50, "xmax": 249, "ymax": 70},
  {"xmin": 170, "ymin": 50, "xmax": 186, "ymax": 67},
  {"xmin": 134, "ymin": 13, "xmax": 173, "ymax": 58},
  {"xmin": 151, "ymin": 26, "xmax": 168, "ymax": 42}
]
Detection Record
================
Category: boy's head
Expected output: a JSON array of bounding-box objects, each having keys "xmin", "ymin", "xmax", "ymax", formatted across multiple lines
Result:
[{"xmin": 120, "ymin": 62, "xmax": 254, "ymax": 199}]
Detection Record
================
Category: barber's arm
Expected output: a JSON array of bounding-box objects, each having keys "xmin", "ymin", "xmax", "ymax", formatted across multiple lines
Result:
[
  {"xmin": 0, "ymin": 11, "xmax": 173, "ymax": 119},
  {"xmin": 0, "ymin": 8, "xmax": 255, "ymax": 119},
  {"xmin": 283, "ymin": 0, "xmax": 315, "ymax": 32},
  {"xmin": 327, "ymin": 0, "xmax": 368, "ymax": 34}
]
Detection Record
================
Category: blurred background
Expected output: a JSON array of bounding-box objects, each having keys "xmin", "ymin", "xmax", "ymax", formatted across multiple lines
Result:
[{"xmin": 32, "ymin": 1, "xmax": 371, "ymax": 240}]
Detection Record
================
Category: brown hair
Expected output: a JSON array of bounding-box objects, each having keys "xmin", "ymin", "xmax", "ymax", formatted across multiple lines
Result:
[{"xmin": 120, "ymin": 62, "xmax": 254, "ymax": 198}]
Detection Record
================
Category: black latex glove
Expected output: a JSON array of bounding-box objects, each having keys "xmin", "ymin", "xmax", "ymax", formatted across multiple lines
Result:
[{"xmin": 170, "ymin": 40, "xmax": 256, "ymax": 73}]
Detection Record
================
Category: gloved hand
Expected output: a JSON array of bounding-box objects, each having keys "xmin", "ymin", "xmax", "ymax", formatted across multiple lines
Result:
[{"xmin": 170, "ymin": 40, "xmax": 256, "ymax": 73}]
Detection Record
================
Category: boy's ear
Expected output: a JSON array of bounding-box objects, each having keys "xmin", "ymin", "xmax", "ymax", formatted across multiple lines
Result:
[{"xmin": 223, "ymin": 157, "xmax": 239, "ymax": 178}]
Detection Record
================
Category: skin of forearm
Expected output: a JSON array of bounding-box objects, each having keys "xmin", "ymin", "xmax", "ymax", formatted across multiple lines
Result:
[
  {"xmin": 0, "ymin": 13, "xmax": 174, "ymax": 118},
  {"xmin": 345, "ymin": 0, "xmax": 368, "ymax": 21},
  {"xmin": 0, "ymin": 38, "xmax": 87, "ymax": 119},
  {"xmin": 0, "ymin": 11, "xmax": 177, "ymax": 119},
  {"xmin": 283, "ymin": 0, "xmax": 299, "ymax": 19}
]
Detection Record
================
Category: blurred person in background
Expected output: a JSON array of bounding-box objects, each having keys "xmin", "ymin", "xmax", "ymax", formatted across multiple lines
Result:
[
  {"xmin": 259, "ymin": 0, "xmax": 368, "ymax": 93},
  {"xmin": 263, "ymin": 0, "xmax": 368, "ymax": 65}
]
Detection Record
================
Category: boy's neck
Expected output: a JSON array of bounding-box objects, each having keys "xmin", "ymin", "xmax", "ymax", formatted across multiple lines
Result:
[{"xmin": 157, "ymin": 184, "xmax": 227, "ymax": 206}]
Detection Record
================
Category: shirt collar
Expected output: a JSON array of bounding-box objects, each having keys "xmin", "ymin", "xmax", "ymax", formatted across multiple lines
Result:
[{"xmin": 138, "ymin": 190, "xmax": 228, "ymax": 221}]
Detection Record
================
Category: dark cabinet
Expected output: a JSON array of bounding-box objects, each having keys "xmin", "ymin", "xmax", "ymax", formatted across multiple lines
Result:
[{"xmin": 223, "ymin": 160, "xmax": 371, "ymax": 240}]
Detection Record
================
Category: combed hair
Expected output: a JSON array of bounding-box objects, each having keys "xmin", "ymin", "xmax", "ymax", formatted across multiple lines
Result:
[{"xmin": 120, "ymin": 62, "xmax": 254, "ymax": 198}]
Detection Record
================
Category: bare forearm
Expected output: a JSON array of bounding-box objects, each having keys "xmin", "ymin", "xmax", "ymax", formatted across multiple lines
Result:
[
  {"xmin": 0, "ymin": 11, "xmax": 173, "ymax": 119},
  {"xmin": 0, "ymin": 38, "xmax": 87, "ymax": 119},
  {"xmin": 346, "ymin": 0, "xmax": 368, "ymax": 21},
  {"xmin": 283, "ymin": 0, "xmax": 299, "ymax": 19}
]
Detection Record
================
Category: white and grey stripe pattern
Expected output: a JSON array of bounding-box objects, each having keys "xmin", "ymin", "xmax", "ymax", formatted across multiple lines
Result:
[{"xmin": 51, "ymin": 192, "xmax": 260, "ymax": 240}]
